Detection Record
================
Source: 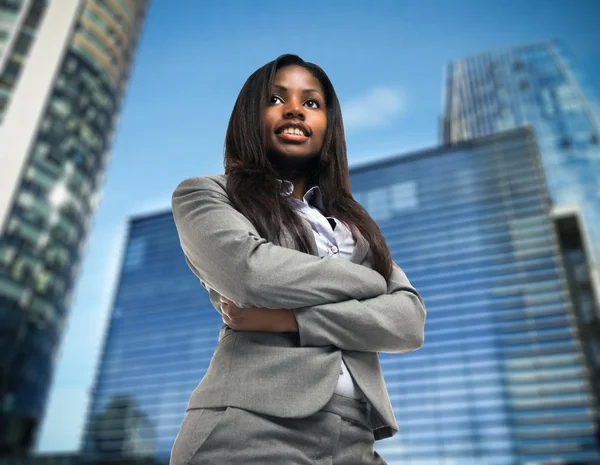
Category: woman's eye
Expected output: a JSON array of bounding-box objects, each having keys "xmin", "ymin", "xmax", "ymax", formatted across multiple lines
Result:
[
  {"xmin": 305, "ymin": 99, "xmax": 319, "ymax": 108},
  {"xmin": 270, "ymin": 95, "xmax": 283, "ymax": 104}
]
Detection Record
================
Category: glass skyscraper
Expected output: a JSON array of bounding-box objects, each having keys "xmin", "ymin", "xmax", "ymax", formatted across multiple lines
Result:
[
  {"xmin": 82, "ymin": 127, "xmax": 600, "ymax": 464},
  {"xmin": 442, "ymin": 40, "xmax": 600, "ymax": 316},
  {"xmin": 81, "ymin": 210, "xmax": 218, "ymax": 462},
  {"xmin": 442, "ymin": 41, "xmax": 600, "ymax": 452},
  {"xmin": 352, "ymin": 127, "xmax": 599, "ymax": 464},
  {"xmin": 0, "ymin": 0, "xmax": 148, "ymax": 455}
]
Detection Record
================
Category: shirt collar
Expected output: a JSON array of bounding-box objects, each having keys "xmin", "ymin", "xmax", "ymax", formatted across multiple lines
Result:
[{"xmin": 276, "ymin": 178, "xmax": 325, "ymax": 211}]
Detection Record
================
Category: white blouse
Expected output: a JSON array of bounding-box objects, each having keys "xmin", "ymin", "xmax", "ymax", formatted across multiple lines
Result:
[{"xmin": 280, "ymin": 179, "xmax": 368, "ymax": 402}]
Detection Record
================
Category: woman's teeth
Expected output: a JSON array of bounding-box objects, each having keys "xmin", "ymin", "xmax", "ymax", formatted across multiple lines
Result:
[{"xmin": 282, "ymin": 127, "xmax": 305, "ymax": 136}]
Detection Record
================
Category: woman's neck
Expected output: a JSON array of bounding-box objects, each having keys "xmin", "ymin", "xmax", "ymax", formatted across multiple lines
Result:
[{"xmin": 269, "ymin": 152, "xmax": 318, "ymax": 201}]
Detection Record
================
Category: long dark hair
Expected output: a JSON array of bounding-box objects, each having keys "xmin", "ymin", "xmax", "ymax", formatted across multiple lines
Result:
[{"xmin": 224, "ymin": 54, "xmax": 393, "ymax": 281}]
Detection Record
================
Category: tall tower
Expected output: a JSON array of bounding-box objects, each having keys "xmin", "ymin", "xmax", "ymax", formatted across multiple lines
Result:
[
  {"xmin": 442, "ymin": 40, "xmax": 600, "ymax": 449},
  {"xmin": 442, "ymin": 40, "xmax": 600, "ymax": 289},
  {"xmin": 0, "ymin": 0, "xmax": 149, "ymax": 455}
]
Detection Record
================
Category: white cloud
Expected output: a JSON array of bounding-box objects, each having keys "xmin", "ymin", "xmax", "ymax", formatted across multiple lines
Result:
[{"xmin": 342, "ymin": 87, "xmax": 405, "ymax": 131}]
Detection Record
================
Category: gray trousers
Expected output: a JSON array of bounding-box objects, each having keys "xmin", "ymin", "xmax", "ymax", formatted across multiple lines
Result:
[{"xmin": 170, "ymin": 394, "xmax": 388, "ymax": 465}]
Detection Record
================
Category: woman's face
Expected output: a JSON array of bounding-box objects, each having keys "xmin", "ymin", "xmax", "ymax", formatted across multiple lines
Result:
[{"xmin": 264, "ymin": 65, "xmax": 327, "ymax": 162}]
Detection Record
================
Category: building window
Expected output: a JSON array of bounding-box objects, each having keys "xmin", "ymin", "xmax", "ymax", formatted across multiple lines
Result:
[
  {"xmin": 559, "ymin": 137, "xmax": 572, "ymax": 149},
  {"xmin": 123, "ymin": 237, "xmax": 146, "ymax": 271},
  {"xmin": 590, "ymin": 339, "xmax": 600, "ymax": 368},
  {"xmin": 366, "ymin": 187, "xmax": 391, "ymax": 222},
  {"xmin": 556, "ymin": 84, "xmax": 581, "ymax": 112},
  {"xmin": 591, "ymin": 134, "xmax": 598, "ymax": 145},
  {"xmin": 40, "ymin": 117, "xmax": 52, "ymax": 132},
  {"xmin": 1, "ymin": 59, "xmax": 21, "ymax": 85},
  {"xmin": 13, "ymin": 33, "xmax": 33, "ymax": 56},
  {"xmin": 540, "ymin": 88, "xmax": 555, "ymax": 116},
  {"xmin": 519, "ymin": 80, "xmax": 530, "ymax": 91},
  {"xmin": 513, "ymin": 60, "xmax": 525, "ymax": 71},
  {"xmin": 390, "ymin": 181, "xmax": 418, "ymax": 212},
  {"xmin": 66, "ymin": 58, "xmax": 78, "ymax": 74}
]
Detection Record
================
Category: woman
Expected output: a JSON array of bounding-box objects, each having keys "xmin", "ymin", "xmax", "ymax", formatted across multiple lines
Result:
[{"xmin": 170, "ymin": 54, "xmax": 426, "ymax": 465}]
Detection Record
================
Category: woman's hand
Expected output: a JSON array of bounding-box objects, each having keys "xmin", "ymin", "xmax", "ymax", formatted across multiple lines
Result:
[{"xmin": 220, "ymin": 297, "xmax": 299, "ymax": 333}]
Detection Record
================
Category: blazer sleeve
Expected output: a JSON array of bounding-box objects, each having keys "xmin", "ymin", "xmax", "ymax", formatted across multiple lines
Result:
[
  {"xmin": 292, "ymin": 261, "xmax": 426, "ymax": 354},
  {"xmin": 171, "ymin": 176, "xmax": 387, "ymax": 309}
]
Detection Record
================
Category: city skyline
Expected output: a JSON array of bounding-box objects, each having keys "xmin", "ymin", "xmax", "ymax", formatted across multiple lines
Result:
[{"xmin": 32, "ymin": 0, "xmax": 599, "ymax": 453}]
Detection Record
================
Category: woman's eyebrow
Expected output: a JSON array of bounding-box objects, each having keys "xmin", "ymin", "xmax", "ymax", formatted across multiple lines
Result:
[{"xmin": 272, "ymin": 85, "xmax": 323, "ymax": 96}]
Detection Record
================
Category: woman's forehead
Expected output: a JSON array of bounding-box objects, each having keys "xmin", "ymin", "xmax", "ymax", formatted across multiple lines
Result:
[{"xmin": 273, "ymin": 66, "xmax": 323, "ymax": 91}]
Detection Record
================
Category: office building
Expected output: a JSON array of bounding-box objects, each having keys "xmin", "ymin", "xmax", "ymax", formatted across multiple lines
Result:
[
  {"xmin": 82, "ymin": 127, "xmax": 600, "ymax": 464},
  {"xmin": 442, "ymin": 41, "xmax": 600, "ymax": 445},
  {"xmin": 80, "ymin": 209, "xmax": 213, "ymax": 461},
  {"xmin": 442, "ymin": 40, "xmax": 600, "ymax": 311},
  {"xmin": 0, "ymin": 0, "xmax": 148, "ymax": 455},
  {"xmin": 352, "ymin": 127, "xmax": 599, "ymax": 464}
]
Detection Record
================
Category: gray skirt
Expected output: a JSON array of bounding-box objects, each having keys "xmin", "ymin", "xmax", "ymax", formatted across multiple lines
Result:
[{"xmin": 169, "ymin": 393, "xmax": 388, "ymax": 465}]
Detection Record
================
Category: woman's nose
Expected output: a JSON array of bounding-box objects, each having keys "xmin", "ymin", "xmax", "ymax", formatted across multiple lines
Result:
[{"xmin": 284, "ymin": 99, "xmax": 304, "ymax": 118}]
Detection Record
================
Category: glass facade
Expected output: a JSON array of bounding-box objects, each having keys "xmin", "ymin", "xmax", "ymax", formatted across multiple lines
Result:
[
  {"xmin": 0, "ymin": 0, "xmax": 148, "ymax": 455},
  {"xmin": 83, "ymin": 127, "xmax": 600, "ymax": 464},
  {"xmin": 442, "ymin": 42, "xmax": 600, "ymax": 459},
  {"xmin": 442, "ymin": 40, "xmax": 600, "ymax": 303},
  {"xmin": 351, "ymin": 127, "xmax": 599, "ymax": 464},
  {"xmin": 0, "ymin": 0, "xmax": 47, "ymax": 123},
  {"xmin": 81, "ymin": 211, "xmax": 215, "ymax": 462}
]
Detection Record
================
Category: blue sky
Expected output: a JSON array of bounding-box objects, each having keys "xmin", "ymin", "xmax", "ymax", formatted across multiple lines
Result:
[{"xmin": 37, "ymin": 0, "xmax": 599, "ymax": 452}]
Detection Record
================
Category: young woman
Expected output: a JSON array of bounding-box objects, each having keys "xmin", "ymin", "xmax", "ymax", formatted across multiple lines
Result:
[{"xmin": 170, "ymin": 54, "xmax": 426, "ymax": 465}]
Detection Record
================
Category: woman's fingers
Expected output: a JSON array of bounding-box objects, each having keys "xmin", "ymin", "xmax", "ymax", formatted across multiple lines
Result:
[{"xmin": 221, "ymin": 301, "xmax": 244, "ymax": 328}]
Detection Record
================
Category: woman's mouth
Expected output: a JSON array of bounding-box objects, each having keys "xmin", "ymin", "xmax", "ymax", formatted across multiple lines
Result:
[{"xmin": 277, "ymin": 126, "xmax": 309, "ymax": 143}]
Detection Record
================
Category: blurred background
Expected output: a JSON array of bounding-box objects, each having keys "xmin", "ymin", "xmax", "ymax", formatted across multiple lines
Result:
[{"xmin": 0, "ymin": 0, "xmax": 599, "ymax": 464}]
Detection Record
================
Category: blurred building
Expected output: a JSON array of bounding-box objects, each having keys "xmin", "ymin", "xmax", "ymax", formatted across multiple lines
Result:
[
  {"xmin": 0, "ymin": 452, "xmax": 167, "ymax": 465},
  {"xmin": 0, "ymin": 452, "xmax": 79, "ymax": 465},
  {"xmin": 81, "ymin": 127, "xmax": 600, "ymax": 464},
  {"xmin": 353, "ymin": 127, "xmax": 600, "ymax": 464},
  {"xmin": 442, "ymin": 40, "xmax": 600, "ymax": 445},
  {"xmin": 0, "ymin": 0, "xmax": 148, "ymax": 456},
  {"xmin": 80, "ymin": 209, "xmax": 215, "ymax": 462},
  {"xmin": 442, "ymin": 43, "xmax": 600, "ymax": 258},
  {"xmin": 85, "ymin": 395, "xmax": 156, "ymax": 459},
  {"xmin": 0, "ymin": 0, "xmax": 47, "ymax": 123}
]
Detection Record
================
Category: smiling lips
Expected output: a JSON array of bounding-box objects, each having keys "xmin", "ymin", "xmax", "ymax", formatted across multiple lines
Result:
[{"xmin": 276, "ymin": 123, "xmax": 310, "ymax": 142}]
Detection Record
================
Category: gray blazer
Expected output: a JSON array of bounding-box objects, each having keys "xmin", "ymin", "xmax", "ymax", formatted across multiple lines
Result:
[{"xmin": 171, "ymin": 174, "xmax": 426, "ymax": 440}]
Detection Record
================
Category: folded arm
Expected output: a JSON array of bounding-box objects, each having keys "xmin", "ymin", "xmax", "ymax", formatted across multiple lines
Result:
[
  {"xmin": 293, "ymin": 261, "xmax": 426, "ymax": 354},
  {"xmin": 171, "ymin": 176, "xmax": 387, "ymax": 309}
]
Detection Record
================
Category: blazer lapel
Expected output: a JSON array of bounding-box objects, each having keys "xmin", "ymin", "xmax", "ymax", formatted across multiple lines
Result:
[{"xmin": 348, "ymin": 224, "xmax": 369, "ymax": 264}]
